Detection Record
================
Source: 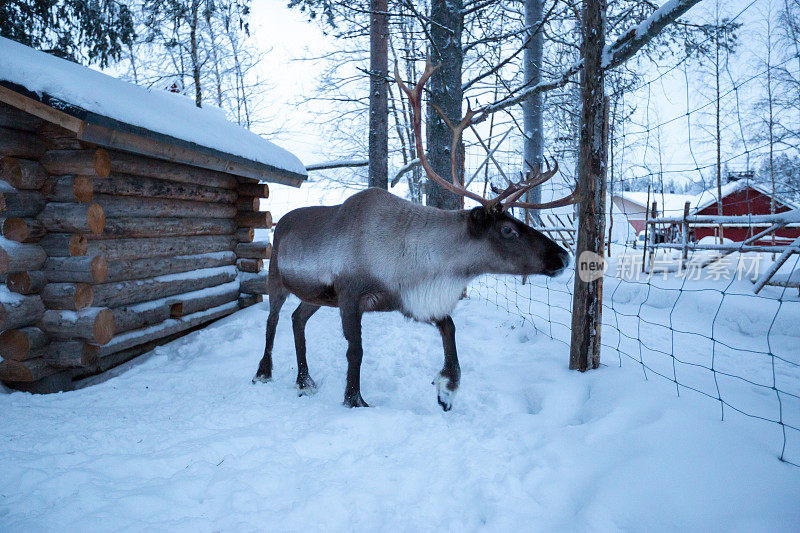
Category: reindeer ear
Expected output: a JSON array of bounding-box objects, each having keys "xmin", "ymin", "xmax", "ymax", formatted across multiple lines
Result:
[{"xmin": 468, "ymin": 207, "xmax": 491, "ymax": 238}]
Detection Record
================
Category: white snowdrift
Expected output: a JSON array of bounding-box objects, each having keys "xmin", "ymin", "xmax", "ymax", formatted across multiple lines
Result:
[{"xmin": 1, "ymin": 294, "xmax": 798, "ymax": 530}]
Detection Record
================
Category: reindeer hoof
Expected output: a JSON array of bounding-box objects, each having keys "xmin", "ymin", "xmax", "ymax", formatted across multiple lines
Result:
[
  {"xmin": 252, "ymin": 374, "xmax": 271, "ymax": 384},
  {"xmin": 434, "ymin": 374, "xmax": 457, "ymax": 412},
  {"xmin": 343, "ymin": 393, "xmax": 369, "ymax": 408},
  {"xmin": 296, "ymin": 375, "xmax": 318, "ymax": 396}
]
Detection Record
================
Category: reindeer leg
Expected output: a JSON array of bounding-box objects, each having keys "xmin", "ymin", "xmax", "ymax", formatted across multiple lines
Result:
[
  {"xmin": 292, "ymin": 301, "xmax": 320, "ymax": 395},
  {"xmin": 340, "ymin": 297, "xmax": 368, "ymax": 408},
  {"xmin": 434, "ymin": 315, "xmax": 461, "ymax": 411},
  {"xmin": 253, "ymin": 285, "xmax": 288, "ymax": 383}
]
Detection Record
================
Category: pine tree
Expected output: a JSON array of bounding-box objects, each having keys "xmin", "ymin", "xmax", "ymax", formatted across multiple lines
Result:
[{"xmin": 0, "ymin": 0, "xmax": 135, "ymax": 66}]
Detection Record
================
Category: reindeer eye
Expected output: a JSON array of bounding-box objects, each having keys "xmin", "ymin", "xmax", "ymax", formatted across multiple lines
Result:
[{"xmin": 500, "ymin": 224, "xmax": 517, "ymax": 238}]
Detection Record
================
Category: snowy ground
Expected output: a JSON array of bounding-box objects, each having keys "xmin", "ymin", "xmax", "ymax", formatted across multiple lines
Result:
[{"xmin": 2, "ymin": 290, "xmax": 799, "ymax": 531}]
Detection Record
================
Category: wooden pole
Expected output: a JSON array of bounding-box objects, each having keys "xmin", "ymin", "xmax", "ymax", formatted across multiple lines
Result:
[
  {"xmin": 40, "ymin": 234, "xmax": 236, "ymax": 261},
  {"xmin": 37, "ymin": 202, "xmax": 105, "ymax": 234},
  {"xmin": 100, "ymin": 217, "xmax": 237, "ymax": 239},
  {"xmin": 40, "ymin": 149, "xmax": 111, "ymax": 177},
  {"xmin": 0, "ymin": 294, "xmax": 45, "ymax": 330},
  {"xmin": 569, "ymin": 0, "xmax": 606, "ymax": 372},
  {"xmin": 38, "ymin": 307, "xmax": 115, "ymax": 345},
  {"xmin": 235, "ymin": 241, "xmax": 272, "ymax": 259},
  {"xmin": 681, "ymin": 201, "xmax": 690, "ymax": 271},
  {"xmin": 0, "ymin": 327, "xmax": 48, "ymax": 361},
  {"xmin": 0, "ymin": 238, "xmax": 47, "ymax": 273},
  {"xmin": 237, "ymin": 182, "xmax": 269, "ymax": 198},
  {"xmin": 235, "ymin": 211, "xmax": 272, "ymax": 228}
]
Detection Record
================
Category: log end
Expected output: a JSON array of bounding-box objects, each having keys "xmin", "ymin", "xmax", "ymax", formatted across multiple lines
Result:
[
  {"xmin": 74, "ymin": 283, "xmax": 94, "ymax": 310},
  {"xmin": 0, "ymin": 359, "xmax": 33, "ymax": 382},
  {"xmin": 94, "ymin": 148, "xmax": 111, "ymax": 178},
  {"xmin": 69, "ymin": 234, "xmax": 88, "ymax": 256},
  {"xmin": 87, "ymin": 203, "xmax": 105, "ymax": 234},
  {"xmin": 6, "ymin": 272, "xmax": 31, "ymax": 294},
  {"xmin": 0, "ymin": 329, "xmax": 30, "ymax": 361},
  {"xmin": 93, "ymin": 309, "xmax": 115, "ymax": 346},
  {"xmin": 74, "ymin": 176, "xmax": 94, "ymax": 203},
  {"xmin": 170, "ymin": 302, "xmax": 184, "ymax": 318},
  {"xmin": 90, "ymin": 255, "xmax": 108, "ymax": 284},
  {"xmin": 0, "ymin": 156, "xmax": 21, "ymax": 186},
  {"xmin": 2, "ymin": 217, "xmax": 26, "ymax": 242}
]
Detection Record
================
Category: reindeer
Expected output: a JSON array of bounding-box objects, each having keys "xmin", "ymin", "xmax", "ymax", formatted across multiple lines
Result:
[{"xmin": 252, "ymin": 62, "xmax": 578, "ymax": 410}]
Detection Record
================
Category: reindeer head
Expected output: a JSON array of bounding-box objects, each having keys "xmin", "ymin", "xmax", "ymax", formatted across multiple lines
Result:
[{"xmin": 395, "ymin": 61, "xmax": 576, "ymax": 277}]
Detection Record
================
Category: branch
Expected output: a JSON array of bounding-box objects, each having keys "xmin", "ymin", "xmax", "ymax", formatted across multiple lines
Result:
[
  {"xmin": 390, "ymin": 158, "xmax": 420, "ymax": 187},
  {"xmin": 602, "ymin": 0, "xmax": 704, "ymax": 69},
  {"xmin": 471, "ymin": 0, "xmax": 704, "ymax": 124},
  {"xmin": 306, "ymin": 160, "xmax": 369, "ymax": 171}
]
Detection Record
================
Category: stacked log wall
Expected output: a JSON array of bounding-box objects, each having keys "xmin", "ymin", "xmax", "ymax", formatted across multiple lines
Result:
[
  {"xmin": 0, "ymin": 104, "xmax": 264, "ymax": 390},
  {"xmin": 234, "ymin": 181, "xmax": 270, "ymax": 307}
]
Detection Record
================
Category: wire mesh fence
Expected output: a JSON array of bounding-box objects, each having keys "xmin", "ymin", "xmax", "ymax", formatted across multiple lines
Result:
[{"xmin": 462, "ymin": 0, "xmax": 800, "ymax": 466}]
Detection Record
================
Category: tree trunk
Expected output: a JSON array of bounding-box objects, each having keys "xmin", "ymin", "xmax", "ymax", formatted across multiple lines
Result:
[
  {"xmin": 368, "ymin": 0, "xmax": 389, "ymax": 189},
  {"xmin": 523, "ymin": 0, "xmax": 545, "ymax": 212},
  {"xmin": 569, "ymin": 0, "xmax": 606, "ymax": 372},
  {"xmin": 426, "ymin": 0, "xmax": 464, "ymax": 209}
]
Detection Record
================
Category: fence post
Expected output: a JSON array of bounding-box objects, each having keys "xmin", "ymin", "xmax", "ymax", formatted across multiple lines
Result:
[
  {"xmin": 681, "ymin": 201, "xmax": 690, "ymax": 271},
  {"xmin": 569, "ymin": 0, "xmax": 606, "ymax": 372}
]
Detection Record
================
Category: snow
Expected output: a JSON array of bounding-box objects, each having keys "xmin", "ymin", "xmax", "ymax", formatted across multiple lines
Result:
[
  {"xmin": 0, "ymin": 37, "xmax": 307, "ymax": 178},
  {"xmin": 1, "ymin": 284, "xmax": 798, "ymax": 530}
]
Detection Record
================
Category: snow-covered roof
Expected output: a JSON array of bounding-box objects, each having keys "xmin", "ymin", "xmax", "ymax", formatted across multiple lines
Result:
[
  {"xmin": 616, "ymin": 180, "xmax": 800, "ymax": 216},
  {"xmin": 693, "ymin": 179, "xmax": 800, "ymax": 211},
  {"xmin": 0, "ymin": 37, "xmax": 307, "ymax": 185},
  {"xmin": 615, "ymin": 191, "xmax": 696, "ymax": 216}
]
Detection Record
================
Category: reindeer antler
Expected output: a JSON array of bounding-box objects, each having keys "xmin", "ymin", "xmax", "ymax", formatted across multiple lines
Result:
[{"xmin": 395, "ymin": 62, "xmax": 580, "ymax": 212}]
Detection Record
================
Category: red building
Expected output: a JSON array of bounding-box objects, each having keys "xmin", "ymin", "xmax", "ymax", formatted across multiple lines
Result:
[
  {"xmin": 612, "ymin": 179, "xmax": 800, "ymax": 244},
  {"xmin": 691, "ymin": 180, "xmax": 800, "ymax": 243}
]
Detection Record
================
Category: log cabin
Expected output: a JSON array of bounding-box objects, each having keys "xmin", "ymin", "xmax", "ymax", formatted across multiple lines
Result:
[{"xmin": 0, "ymin": 37, "xmax": 307, "ymax": 392}]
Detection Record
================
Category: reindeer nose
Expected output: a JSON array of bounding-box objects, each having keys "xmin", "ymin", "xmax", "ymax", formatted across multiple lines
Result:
[{"xmin": 544, "ymin": 248, "xmax": 570, "ymax": 277}]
